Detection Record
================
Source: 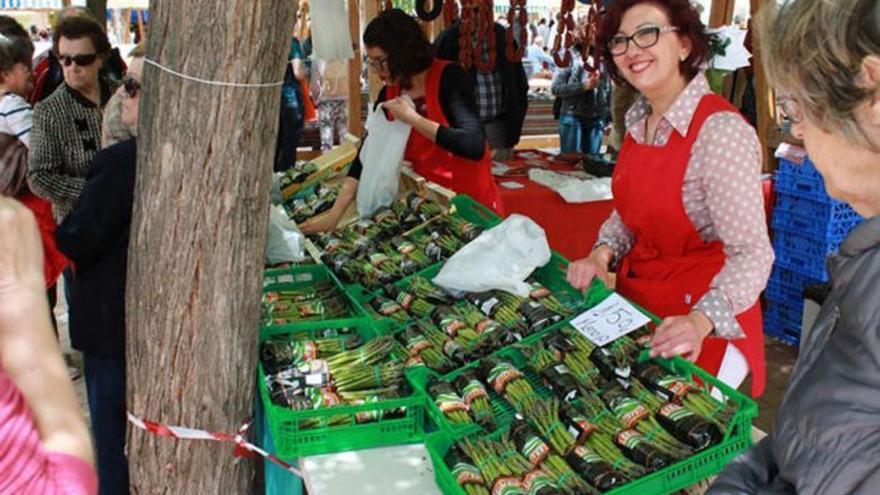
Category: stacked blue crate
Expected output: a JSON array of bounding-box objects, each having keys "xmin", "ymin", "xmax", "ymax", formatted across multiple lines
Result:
[{"xmin": 765, "ymin": 157, "xmax": 863, "ymax": 345}]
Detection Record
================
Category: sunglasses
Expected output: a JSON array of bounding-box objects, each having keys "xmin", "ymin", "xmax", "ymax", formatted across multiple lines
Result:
[
  {"xmin": 775, "ymin": 95, "xmax": 803, "ymax": 125},
  {"xmin": 122, "ymin": 75, "xmax": 141, "ymax": 98},
  {"xmin": 608, "ymin": 26, "xmax": 679, "ymax": 56},
  {"xmin": 57, "ymin": 52, "xmax": 98, "ymax": 67}
]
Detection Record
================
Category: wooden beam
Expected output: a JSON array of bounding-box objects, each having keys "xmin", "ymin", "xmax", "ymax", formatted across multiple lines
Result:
[
  {"xmin": 709, "ymin": 0, "xmax": 735, "ymax": 27},
  {"xmin": 364, "ymin": 0, "xmax": 383, "ymax": 102},
  {"xmin": 348, "ymin": 0, "xmax": 363, "ymax": 137},
  {"xmin": 750, "ymin": 0, "xmax": 775, "ymax": 171}
]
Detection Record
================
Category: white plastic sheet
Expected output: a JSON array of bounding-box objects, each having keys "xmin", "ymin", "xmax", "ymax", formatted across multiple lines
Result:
[
  {"xmin": 310, "ymin": 0, "xmax": 354, "ymax": 61},
  {"xmin": 356, "ymin": 102, "xmax": 412, "ymax": 218},
  {"xmin": 528, "ymin": 168, "xmax": 613, "ymax": 203},
  {"xmin": 266, "ymin": 206, "xmax": 306, "ymax": 264},
  {"xmin": 432, "ymin": 215, "xmax": 551, "ymax": 297}
]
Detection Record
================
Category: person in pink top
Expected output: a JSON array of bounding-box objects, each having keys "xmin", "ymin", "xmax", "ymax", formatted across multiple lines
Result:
[{"xmin": 0, "ymin": 196, "xmax": 96, "ymax": 495}]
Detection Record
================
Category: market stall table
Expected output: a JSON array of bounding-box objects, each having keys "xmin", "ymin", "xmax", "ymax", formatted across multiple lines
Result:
[{"xmin": 496, "ymin": 149, "xmax": 614, "ymax": 260}]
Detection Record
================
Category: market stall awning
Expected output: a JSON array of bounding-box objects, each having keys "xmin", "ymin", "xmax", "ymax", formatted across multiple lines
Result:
[{"xmin": 0, "ymin": 0, "xmax": 64, "ymax": 8}]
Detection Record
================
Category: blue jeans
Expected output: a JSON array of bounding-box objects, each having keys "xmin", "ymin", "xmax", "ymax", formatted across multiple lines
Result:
[
  {"xmin": 84, "ymin": 353, "xmax": 130, "ymax": 495},
  {"xmin": 559, "ymin": 114, "xmax": 605, "ymax": 155},
  {"xmin": 558, "ymin": 113, "xmax": 585, "ymax": 153},
  {"xmin": 583, "ymin": 118, "xmax": 606, "ymax": 155}
]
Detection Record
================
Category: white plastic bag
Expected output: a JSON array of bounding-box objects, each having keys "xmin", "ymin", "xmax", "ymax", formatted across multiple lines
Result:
[
  {"xmin": 356, "ymin": 101, "xmax": 412, "ymax": 218},
  {"xmin": 266, "ymin": 206, "xmax": 306, "ymax": 264},
  {"xmin": 310, "ymin": 0, "xmax": 354, "ymax": 61},
  {"xmin": 432, "ymin": 215, "xmax": 552, "ymax": 297}
]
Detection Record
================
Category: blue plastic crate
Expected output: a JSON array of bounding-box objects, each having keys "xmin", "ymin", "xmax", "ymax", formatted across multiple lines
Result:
[
  {"xmin": 773, "ymin": 192, "xmax": 859, "ymax": 225},
  {"xmin": 769, "ymin": 264, "xmax": 821, "ymax": 290},
  {"xmin": 778, "ymin": 156, "xmax": 821, "ymax": 180},
  {"xmin": 764, "ymin": 312, "xmax": 801, "ymax": 346},
  {"xmin": 765, "ymin": 295, "xmax": 804, "ymax": 328},
  {"xmin": 774, "ymin": 170, "xmax": 828, "ymax": 203},
  {"xmin": 765, "ymin": 280, "xmax": 803, "ymax": 307},
  {"xmin": 772, "ymin": 207, "xmax": 861, "ymax": 244},
  {"xmin": 770, "ymin": 230, "xmax": 843, "ymax": 281}
]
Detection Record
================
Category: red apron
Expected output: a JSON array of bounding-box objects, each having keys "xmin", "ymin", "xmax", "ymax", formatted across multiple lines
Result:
[
  {"xmin": 385, "ymin": 60, "xmax": 505, "ymax": 215},
  {"xmin": 17, "ymin": 192, "xmax": 67, "ymax": 288},
  {"xmin": 613, "ymin": 94, "xmax": 765, "ymax": 397}
]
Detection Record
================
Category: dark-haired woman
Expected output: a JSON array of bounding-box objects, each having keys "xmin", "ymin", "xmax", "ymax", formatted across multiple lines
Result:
[
  {"xmin": 301, "ymin": 9, "xmax": 503, "ymax": 232},
  {"xmin": 566, "ymin": 0, "xmax": 772, "ymax": 396}
]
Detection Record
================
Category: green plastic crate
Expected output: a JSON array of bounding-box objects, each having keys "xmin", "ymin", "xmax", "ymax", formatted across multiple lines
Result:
[
  {"xmin": 422, "ymin": 327, "xmax": 758, "ymax": 495},
  {"xmin": 448, "ymin": 194, "xmax": 503, "ymax": 228},
  {"xmin": 258, "ymin": 319, "xmax": 426, "ymax": 459},
  {"xmin": 260, "ymin": 264, "xmax": 371, "ymax": 335}
]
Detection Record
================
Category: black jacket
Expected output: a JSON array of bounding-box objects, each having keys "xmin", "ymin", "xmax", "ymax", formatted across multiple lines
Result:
[
  {"xmin": 708, "ymin": 215, "xmax": 880, "ymax": 495},
  {"xmin": 435, "ymin": 22, "xmax": 529, "ymax": 149},
  {"xmin": 56, "ymin": 138, "xmax": 136, "ymax": 357}
]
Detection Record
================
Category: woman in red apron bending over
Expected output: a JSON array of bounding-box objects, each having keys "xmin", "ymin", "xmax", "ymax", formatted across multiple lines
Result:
[
  {"xmin": 567, "ymin": 0, "xmax": 773, "ymax": 398},
  {"xmin": 301, "ymin": 9, "xmax": 504, "ymax": 233}
]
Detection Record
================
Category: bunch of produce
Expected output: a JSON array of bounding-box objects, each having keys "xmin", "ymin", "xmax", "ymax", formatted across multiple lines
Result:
[
  {"xmin": 454, "ymin": 370, "xmax": 497, "ymax": 431},
  {"xmin": 444, "ymin": 446, "xmax": 491, "ymax": 495},
  {"xmin": 478, "ymin": 358, "xmax": 541, "ymax": 413},
  {"xmin": 261, "ymin": 282, "xmax": 352, "ymax": 325},
  {"xmin": 634, "ymin": 362, "xmax": 736, "ymax": 430},
  {"xmin": 278, "ymin": 160, "xmax": 318, "ymax": 189},
  {"xmin": 261, "ymin": 334, "xmax": 410, "ymax": 428},
  {"xmin": 429, "ymin": 378, "xmax": 472, "ymax": 425},
  {"xmin": 396, "ymin": 322, "xmax": 455, "ymax": 373},
  {"xmin": 285, "ymin": 183, "xmax": 338, "ymax": 223},
  {"xmin": 458, "ymin": 437, "xmax": 562, "ymax": 495}
]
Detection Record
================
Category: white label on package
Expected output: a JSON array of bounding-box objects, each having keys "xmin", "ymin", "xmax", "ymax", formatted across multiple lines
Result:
[{"xmin": 569, "ymin": 293, "xmax": 651, "ymax": 346}]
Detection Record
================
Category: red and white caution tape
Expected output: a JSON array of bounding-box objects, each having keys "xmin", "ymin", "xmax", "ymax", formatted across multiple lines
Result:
[{"xmin": 127, "ymin": 412, "xmax": 302, "ymax": 477}]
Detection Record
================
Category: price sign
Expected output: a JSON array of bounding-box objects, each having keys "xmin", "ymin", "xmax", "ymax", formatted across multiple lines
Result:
[{"xmin": 569, "ymin": 293, "xmax": 651, "ymax": 346}]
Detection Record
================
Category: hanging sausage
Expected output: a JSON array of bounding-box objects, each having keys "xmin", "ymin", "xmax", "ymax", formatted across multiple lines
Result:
[
  {"xmin": 552, "ymin": 0, "xmax": 576, "ymax": 68},
  {"xmin": 416, "ymin": 0, "xmax": 444, "ymax": 21},
  {"xmin": 505, "ymin": 0, "xmax": 528, "ymax": 62}
]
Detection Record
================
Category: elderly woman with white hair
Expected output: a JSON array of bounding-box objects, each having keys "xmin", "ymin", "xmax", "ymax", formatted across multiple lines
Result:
[{"xmin": 708, "ymin": 0, "xmax": 880, "ymax": 493}]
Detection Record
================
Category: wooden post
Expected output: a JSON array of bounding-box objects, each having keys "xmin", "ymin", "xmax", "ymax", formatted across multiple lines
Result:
[
  {"xmin": 126, "ymin": 1, "xmax": 296, "ymax": 492},
  {"xmin": 348, "ymin": 0, "xmax": 364, "ymax": 136},
  {"xmin": 136, "ymin": 9, "xmax": 145, "ymax": 41},
  {"xmin": 364, "ymin": 0, "xmax": 383, "ymax": 102},
  {"xmin": 750, "ymin": 0, "xmax": 774, "ymax": 171},
  {"xmin": 708, "ymin": 0, "xmax": 735, "ymax": 27}
]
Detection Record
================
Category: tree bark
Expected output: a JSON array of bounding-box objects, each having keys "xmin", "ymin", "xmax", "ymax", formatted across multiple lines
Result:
[{"xmin": 126, "ymin": 1, "xmax": 295, "ymax": 493}]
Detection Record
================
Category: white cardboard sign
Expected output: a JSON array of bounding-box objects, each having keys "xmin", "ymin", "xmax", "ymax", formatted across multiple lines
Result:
[{"xmin": 569, "ymin": 293, "xmax": 651, "ymax": 346}]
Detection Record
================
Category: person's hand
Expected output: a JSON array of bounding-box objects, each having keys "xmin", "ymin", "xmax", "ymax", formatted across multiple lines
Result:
[
  {"xmin": 649, "ymin": 311, "xmax": 714, "ymax": 362},
  {"xmin": 299, "ymin": 211, "xmax": 341, "ymax": 234},
  {"xmin": 566, "ymin": 244, "xmax": 614, "ymax": 290},
  {"xmin": 382, "ymin": 96, "xmax": 420, "ymax": 126},
  {"xmin": 0, "ymin": 197, "xmax": 45, "ymax": 311}
]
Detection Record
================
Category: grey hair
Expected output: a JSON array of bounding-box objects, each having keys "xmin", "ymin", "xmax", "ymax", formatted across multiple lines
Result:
[{"xmin": 757, "ymin": 0, "xmax": 880, "ymax": 149}]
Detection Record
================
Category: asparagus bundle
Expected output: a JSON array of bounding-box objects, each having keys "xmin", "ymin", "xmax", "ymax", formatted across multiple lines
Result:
[
  {"xmin": 479, "ymin": 358, "xmax": 540, "ymax": 414},
  {"xmin": 332, "ymin": 361, "xmax": 403, "ymax": 392},
  {"xmin": 325, "ymin": 336, "xmax": 396, "ymax": 371},
  {"xmin": 459, "ymin": 437, "xmax": 527, "ymax": 495},
  {"xmin": 527, "ymin": 280, "xmax": 573, "ymax": 316},
  {"xmin": 600, "ymin": 385, "xmax": 692, "ymax": 458},
  {"xmin": 432, "ymin": 306, "xmax": 482, "ymax": 347},
  {"xmin": 429, "ymin": 379, "xmax": 472, "ymax": 425},
  {"xmin": 569, "ymin": 397, "xmax": 651, "ymax": 477},
  {"xmin": 261, "ymin": 335, "xmax": 360, "ymax": 373},
  {"xmin": 415, "ymin": 319, "xmax": 469, "ymax": 364},
  {"xmin": 523, "ymin": 399, "xmax": 576, "ymax": 456},
  {"xmin": 445, "ymin": 446, "xmax": 492, "ymax": 495},
  {"xmin": 509, "ymin": 420, "xmax": 597, "ymax": 495},
  {"xmin": 454, "ymin": 370, "xmax": 496, "ymax": 431},
  {"xmin": 634, "ymin": 362, "xmax": 736, "ymax": 429},
  {"xmin": 370, "ymin": 295, "xmax": 409, "ymax": 322},
  {"xmin": 443, "ymin": 215, "xmax": 483, "ymax": 242},
  {"xmin": 397, "ymin": 324, "xmax": 454, "ymax": 373},
  {"xmin": 493, "ymin": 436, "xmax": 563, "ymax": 495}
]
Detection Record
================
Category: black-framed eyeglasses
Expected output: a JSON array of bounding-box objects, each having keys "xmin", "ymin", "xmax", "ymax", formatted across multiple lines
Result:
[
  {"xmin": 366, "ymin": 56, "xmax": 388, "ymax": 70},
  {"xmin": 57, "ymin": 52, "xmax": 98, "ymax": 67},
  {"xmin": 775, "ymin": 95, "xmax": 803, "ymax": 124},
  {"xmin": 122, "ymin": 75, "xmax": 141, "ymax": 98},
  {"xmin": 607, "ymin": 26, "xmax": 679, "ymax": 56}
]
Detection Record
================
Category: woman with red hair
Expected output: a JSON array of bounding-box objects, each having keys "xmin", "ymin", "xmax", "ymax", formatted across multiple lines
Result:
[{"xmin": 567, "ymin": 0, "xmax": 772, "ymax": 397}]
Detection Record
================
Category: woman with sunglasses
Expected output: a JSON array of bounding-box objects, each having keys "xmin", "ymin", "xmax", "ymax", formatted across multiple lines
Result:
[
  {"xmin": 566, "ymin": 0, "xmax": 773, "ymax": 397},
  {"xmin": 709, "ymin": 1, "xmax": 880, "ymax": 493},
  {"xmin": 53, "ymin": 41, "xmax": 142, "ymax": 495},
  {"xmin": 300, "ymin": 8, "xmax": 503, "ymax": 232},
  {"xmin": 28, "ymin": 15, "xmax": 117, "ymax": 226}
]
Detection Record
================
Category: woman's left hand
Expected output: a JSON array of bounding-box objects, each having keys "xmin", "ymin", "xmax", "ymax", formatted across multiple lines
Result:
[
  {"xmin": 649, "ymin": 311, "xmax": 714, "ymax": 362},
  {"xmin": 383, "ymin": 96, "xmax": 420, "ymax": 126}
]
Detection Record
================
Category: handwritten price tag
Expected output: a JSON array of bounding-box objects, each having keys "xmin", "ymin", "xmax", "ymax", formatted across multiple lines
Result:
[{"xmin": 569, "ymin": 293, "xmax": 651, "ymax": 346}]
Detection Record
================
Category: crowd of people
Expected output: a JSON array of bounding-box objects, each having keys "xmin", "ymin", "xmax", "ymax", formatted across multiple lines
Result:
[{"xmin": 0, "ymin": 0, "xmax": 877, "ymax": 494}]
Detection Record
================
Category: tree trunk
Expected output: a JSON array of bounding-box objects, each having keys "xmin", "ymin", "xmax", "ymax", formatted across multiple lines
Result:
[
  {"xmin": 126, "ymin": 1, "xmax": 296, "ymax": 493},
  {"xmin": 87, "ymin": 0, "xmax": 107, "ymax": 24}
]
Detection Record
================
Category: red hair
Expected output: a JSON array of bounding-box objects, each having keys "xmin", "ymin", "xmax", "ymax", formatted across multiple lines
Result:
[{"xmin": 597, "ymin": 0, "xmax": 710, "ymax": 86}]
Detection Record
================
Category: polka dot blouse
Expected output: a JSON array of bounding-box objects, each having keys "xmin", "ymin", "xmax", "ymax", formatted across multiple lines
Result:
[{"xmin": 597, "ymin": 73, "xmax": 774, "ymax": 339}]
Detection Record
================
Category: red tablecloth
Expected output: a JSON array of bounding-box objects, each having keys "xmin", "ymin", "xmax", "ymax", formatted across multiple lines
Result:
[
  {"xmin": 496, "ymin": 150, "xmax": 774, "ymax": 262},
  {"xmin": 497, "ymin": 150, "xmax": 613, "ymax": 261}
]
